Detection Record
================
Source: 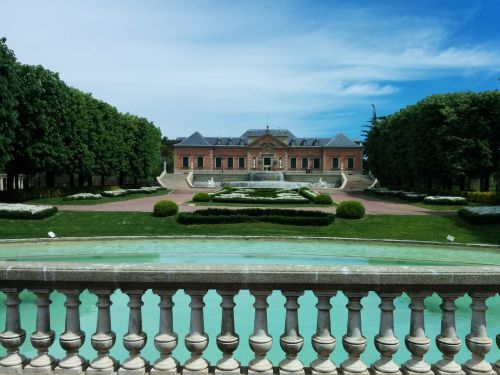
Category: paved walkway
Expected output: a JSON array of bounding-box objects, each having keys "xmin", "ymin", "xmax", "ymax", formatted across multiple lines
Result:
[{"xmin": 56, "ymin": 188, "xmax": 448, "ymax": 215}]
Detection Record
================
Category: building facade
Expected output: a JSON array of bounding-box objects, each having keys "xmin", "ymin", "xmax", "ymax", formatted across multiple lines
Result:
[{"xmin": 173, "ymin": 128, "xmax": 363, "ymax": 173}]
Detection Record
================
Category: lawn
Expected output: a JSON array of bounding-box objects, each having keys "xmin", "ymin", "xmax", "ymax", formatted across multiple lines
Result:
[
  {"xmin": 0, "ymin": 211, "xmax": 499, "ymax": 244},
  {"xmin": 27, "ymin": 189, "xmax": 170, "ymax": 205}
]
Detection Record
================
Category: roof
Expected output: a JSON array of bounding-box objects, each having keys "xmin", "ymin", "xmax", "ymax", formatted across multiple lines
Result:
[{"xmin": 175, "ymin": 129, "xmax": 361, "ymax": 148}]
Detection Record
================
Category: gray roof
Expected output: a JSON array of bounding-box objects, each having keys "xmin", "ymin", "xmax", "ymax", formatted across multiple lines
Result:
[{"xmin": 175, "ymin": 129, "xmax": 361, "ymax": 148}]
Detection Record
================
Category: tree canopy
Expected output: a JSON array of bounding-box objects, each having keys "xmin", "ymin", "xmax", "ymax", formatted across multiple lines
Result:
[
  {"xmin": 364, "ymin": 91, "xmax": 500, "ymax": 191},
  {"xmin": 0, "ymin": 38, "xmax": 162, "ymax": 188}
]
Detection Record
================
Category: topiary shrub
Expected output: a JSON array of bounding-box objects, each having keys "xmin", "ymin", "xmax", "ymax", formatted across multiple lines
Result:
[
  {"xmin": 153, "ymin": 200, "xmax": 179, "ymax": 217},
  {"xmin": 336, "ymin": 200, "xmax": 365, "ymax": 219},
  {"xmin": 222, "ymin": 185, "xmax": 233, "ymax": 191},
  {"xmin": 314, "ymin": 193, "xmax": 333, "ymax": 205},
  {"xmin": 193, "ymin": 192, "xmax": 211, "ymax": 202}
]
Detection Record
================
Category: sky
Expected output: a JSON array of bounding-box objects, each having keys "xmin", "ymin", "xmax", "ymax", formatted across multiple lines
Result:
[{"xmin": 1, "ymin": 0, "xmax": 500, "ymax": 140}]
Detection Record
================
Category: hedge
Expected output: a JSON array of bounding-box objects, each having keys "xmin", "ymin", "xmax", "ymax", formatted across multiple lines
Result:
[
  {"xmin": 177, "ymin": 208, "xmax": 334, "ymax": 226},
  {"xmin": 193, "ymin": 192, "xmax": 211, "ymax": 202},
  {"xmin": 153, "ymin": 200, "xmax": 179, "ymax": 217},
  {"xmin": 458, "ymin": 206, "xmax": 500, "ymax": 225},
  {"xmin": 314, "ymin": 193, "xmax": 333, "ymax": 205},
  {"xmin": 0, "ymin": 204, "xmax": 58, "ymax": 219},
  {"xmin": 336, "ymin": 201, "xmax": 365, "ymax": 219}
]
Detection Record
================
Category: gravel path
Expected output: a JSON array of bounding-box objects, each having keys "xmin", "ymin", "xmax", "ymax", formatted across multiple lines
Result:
[{"xmin": 56, "ymin": 189, "xmax": 449, "ymax": 216}]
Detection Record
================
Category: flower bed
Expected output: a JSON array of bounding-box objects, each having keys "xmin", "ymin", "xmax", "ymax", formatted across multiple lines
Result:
[
  {"xmin": 0, "ymin": 203, "xmax": 57, "ymax": 219},
  {"xmin": 458, "ymin": 206, "xmax": 500, "ymax": 224},
  {"xmin": 102, "ymin": 186, "xmax": 165, "ymax": 197},
  {"xmin": 63, "ymin": 193, "xmax": 102, "ymax": 201},
  {"xmin": 424, "ymin": 196, "xmax": 467, "ymax": 205},
  {"xmin": 210, "ymin": 188, "xmax": 311, "ymax": 204},
  {"xmin": 102, "ymin": 189, "xmax": 129, "ymax": 197},
  {"xmin": 178, "ymin": 208, "xmax": 334, "ymax": 226}
]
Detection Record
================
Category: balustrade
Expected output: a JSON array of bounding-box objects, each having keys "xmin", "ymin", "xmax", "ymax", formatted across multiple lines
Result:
[{"xmin": 0, "ymin": 263, "xmax": 498, "ymax": 375}]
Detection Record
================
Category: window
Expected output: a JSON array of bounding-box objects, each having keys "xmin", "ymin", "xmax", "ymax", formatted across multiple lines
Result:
[
  {"xmin": 215, "ymin": 157, "xmax": 222, "ymax": 168},
  {"xmin": 348, "ymin": 157, "xmax": 354, "ymax": 169},
  {"xmin": 332, "ymin": 157, "xmax": 339, "ymax": 169},
  {"xmin": 252, "ymin": 157, "xmax": 256, "ymax": 169},
  {"xmin": 182, "ymin": 156, "xmax": 189, "ymax": 168},
  {"xmin": 302, "ymin": 158, "xmax": 308, "ymax": 169},
  {"xmin": 279, "ymin": 157, "xmax": 283, "ymax": 169},
  {"xmin": 290, "ymin": 157, "xmax": 296, "ymax": 169},
  {"xmin": 197, "ymin": 156, "xmax": 203, "ymax": 168},
  {"xmin": 313, "ymin": 158, "xmax": 320, "ymax": 169},
  {"xmin": 227, "ymin": 157, "xmax": 233, "ymax": 169},
  {"xmin": 239, "ymin": 157, "xmax": 245, "ymax": 168},
  {"xmin": 264, "ymin": 157, "xmax": 271, "ymax": 166}
]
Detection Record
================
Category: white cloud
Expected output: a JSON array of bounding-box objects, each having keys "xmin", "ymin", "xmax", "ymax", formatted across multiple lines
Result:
[{"xmin": 1, "ymin": 0, "xmax": 499, "ymax": 138}]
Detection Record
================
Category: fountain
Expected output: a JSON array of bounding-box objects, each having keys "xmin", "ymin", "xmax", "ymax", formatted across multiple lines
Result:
[{"xmin": 228, "ymin": 171, "xmax": 310, "ymax": 189}]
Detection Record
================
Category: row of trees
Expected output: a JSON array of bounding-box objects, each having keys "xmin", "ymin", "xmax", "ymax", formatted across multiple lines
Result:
[
  {"xmin": 364, "ymin": 91, "xmax": 500, "ymax": 191},
  {"xmin": 0, "ymin": 38, "xmax": 161, "ymax": 189}
]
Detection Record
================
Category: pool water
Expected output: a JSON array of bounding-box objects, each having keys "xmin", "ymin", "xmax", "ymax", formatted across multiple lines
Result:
[{"xmin": 0, "ymin": 239, "xmax": 498, "ymax": 365}]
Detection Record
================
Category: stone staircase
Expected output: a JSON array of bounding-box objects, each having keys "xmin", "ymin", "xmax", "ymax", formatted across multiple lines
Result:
[
  {"xmin": 156, "ymin": 172, "xmax": 190, "ymax": 190},
  {"xmin": 344, "ymin": 174, "xmax": 374, "ymax": 190}
]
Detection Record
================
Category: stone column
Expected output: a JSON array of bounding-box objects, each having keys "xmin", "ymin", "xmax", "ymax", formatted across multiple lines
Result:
[
  {"xmin": 340, "ymin": 292, "xmax": 369, "ymax": 375},
  {"xmin": 25, "ymin": 289, "xmax": 55, "ymax": 374},
  {"xmin": 279, "ymin": 291, "xmax": 304, "ymax": 375},
  {"xmin": 118, "ymin": 290, "xmax": 148, "ymax": 375},
  {"xmin": 402, "ymin": 292, "xmax": 432, "ymax": 375},
  {"xmin": 370, "ymin": 292, "xmax": 402, "ymax": 375},
  {"xmin": 215, "ymin": 290, "xmax": 240, "ymax": 375},
  {"xmin": 183, "ymin": 290, "xmax": 209, "ymax": 375},
  {"xmin": 494, "ymin": 333, "xmax": 499, "ymax": 374},
  {"xmin": 432, "ymin": 293, "xmax": 465, "ymax": 375},
  {"xmin": 0, "ymin": 288, "xmax": 27, "ymax": 372},
  {"xmin": 88, "ymin": 289, "xmax": 117, "ymax": 374},
  {"xmin": 311, "ymin": 291, "xmax": 337, "ymax": 375},
  {"xmin": 248, "ymin": 290, "xmax": 273, "ymax": 375},
  {"xmin": 55, "ymin": 289, "xmax": 86, "ymax": 374},
  {"xmin": 151, "ymin": 290, "xmax": 179, "ymax": 375},
  {"xmin": 463, "ymin": 292, "xmax": 496, "ymax": 375}
]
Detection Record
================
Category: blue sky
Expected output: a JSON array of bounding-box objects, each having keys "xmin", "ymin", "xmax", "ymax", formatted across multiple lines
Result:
[{"xmin": 1, "ymin": 0, "xmax": 499, "ymax": 140}]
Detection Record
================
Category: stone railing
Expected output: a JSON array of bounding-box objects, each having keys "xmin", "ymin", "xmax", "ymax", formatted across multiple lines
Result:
[{"xmin": 0, "ymin": 263, "xmax": 498, "ymax": 374}]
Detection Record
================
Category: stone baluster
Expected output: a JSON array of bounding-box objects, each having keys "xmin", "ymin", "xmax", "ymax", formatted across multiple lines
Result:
[
  {"xmin": 340, "ymin": 292, "xmax": 369, "ymax": 375},
  {"xmin": 248, "ymin": 290, "xmax": 273, "ymax": 375},
  {"xmin": 151, "ymin": 290, "xmax": 179, "ymax": 375},
  {"xmin": 494, "ymin": 333, "xmax": 499, "ymax": 374},
  {"xmin": 463, "ymin": 292, "xmax": 496, "ymax": 375},
  {"xmin": 432, "ymin": 293, "xmax": 465, "ymax": 375},
  {"xmin": 311, "ymin": 290, "xmax": 337, "ymax": 375},
  {"xmin": 25, "ymin": 289, "xmax": 55, "ymax": 374},
  {"xmin": 215, "ymin": 290, "xmax": 240, "ymax": 375},
  {"xmin": 118, "ymin": 290, "xmax": 148, "ymax": 375},
  {"xmin": 370, "ymin": 292, "xmax": 402, "ymax": 375},
  {"xmin": 88, "ymin": 289, "xmax": 117, "ymax": 374},
  {"xmin": 183, "ymin": 290, "xmax": 209, "ymax": 375},
  {"xmin": 55, "ymin": 289, "xmax": 86, "ymax": 374},
  {"xmin": 279, "ymin": 291, "xmax": 305, "ymax": 375},
  {"xmin": 402, "ymin": 292, "xmax": 432, "ymax": 375},
  {"xmin": 0, "ymin": 288, "xmax": 27, "ymax": 372}
]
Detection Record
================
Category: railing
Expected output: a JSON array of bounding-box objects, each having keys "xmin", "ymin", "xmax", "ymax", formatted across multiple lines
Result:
[{"xmin": 0, "ymin": 263, "xmax": 498, "ymax": 375}]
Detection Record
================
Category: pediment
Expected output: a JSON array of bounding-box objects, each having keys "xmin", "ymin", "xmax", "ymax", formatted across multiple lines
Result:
[{"xmin": 247, "ymin": 134, "xmax": 288, "ymax": 148}]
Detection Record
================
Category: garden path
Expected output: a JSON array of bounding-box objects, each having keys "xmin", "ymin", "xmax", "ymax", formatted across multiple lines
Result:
[{"xmin": 55, "ymin": 188, "xmax": 448, "ymax": 216}]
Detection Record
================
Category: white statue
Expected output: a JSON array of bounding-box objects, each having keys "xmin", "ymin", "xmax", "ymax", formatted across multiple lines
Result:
[
  {"xmin": 318, "ymin": 178, "xmax": 327, "ymax": 188},
  {"xmin": 207, "ymin": 177, "xmax": 215, "ymax": 187}
]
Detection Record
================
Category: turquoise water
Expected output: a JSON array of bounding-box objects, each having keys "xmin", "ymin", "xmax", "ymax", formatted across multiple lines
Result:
[{"xmin": 0, "ymin": 239, "xmax": 498, "ymax": 366}]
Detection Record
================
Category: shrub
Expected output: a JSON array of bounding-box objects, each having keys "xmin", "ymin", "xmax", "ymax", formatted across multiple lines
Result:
[
  {"xmin": 222, "ymin": 185, "xmax": 233, "ymax": 191},
  {"xmin": 458, "ymin": 206, "xmax": 500, "ymax": 225},
  {"xmin": 153, "ymin": 200, "xmax": 179, "ymax": 217},
  {"xmin": 63, "ymin": 193, "xmax": 102, "ymax": 201},
  {"xmin": 336, "ymin": 200, "xmax": 365, "ymax": 219},
  {"xmin": 0, "ymin": 203, "xmax": 58, "ymax": 219},
  {"xmin": 193, "ymin": 192, "xmax": 211, "ymax": 202},
  {"xmin": 102, "ymin": 189, "xmax": 129, "ymax": 197},
  {"xmin": 465, "ymin": 192, "xmax": 500, "ymax": 204},
  {"xmin": 314, "ymin": 193, "xmax": 333, "ymax": 205},
  {"xmin": 424, "ymin": 196, "xmax": 467, "ymax": 205}
]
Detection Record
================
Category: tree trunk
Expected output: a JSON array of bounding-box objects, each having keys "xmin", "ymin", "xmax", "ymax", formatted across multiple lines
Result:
[
  {"xmin": 78, "ymin": 173, "xmax": 85, "ymax": 187},
  {"xmin": 7, "ymin": 172, "xmax": 14, "ymax": 191},
  {"xmin": 87, "ymin": 175, "xmax": 93, "ymax": 187},
  {"xmin": 459, "ymin": 176, "xmax": 465, "ymax": 191},
  {"xmin": 119, "ymin": 172, "xmax": 125, "ymax": 186},
  {"xmin": 46, "ymin": 171, "xmax": 55, "ymax": 188},
  {"xmin": 101, "ymin": 175, "xmax": 105, "ymax": 186},
  {"xmin": 69, "ymin": 173, "xmax": 75, "ymax": 187}
]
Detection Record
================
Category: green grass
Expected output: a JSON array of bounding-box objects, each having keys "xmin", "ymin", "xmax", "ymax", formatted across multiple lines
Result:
[
  {"xmin": 27, "ymin": 189, "xmax": 170, "ymax": 205},
  {"xmin": 0, "ymin": 211, "xmax": 499, "ymax": 244}
]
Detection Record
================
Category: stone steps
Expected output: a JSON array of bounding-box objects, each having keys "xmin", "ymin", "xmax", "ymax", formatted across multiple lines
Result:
[{"xmin": 344, "ymin": 174, "xmax": 373, "ymax": 190}]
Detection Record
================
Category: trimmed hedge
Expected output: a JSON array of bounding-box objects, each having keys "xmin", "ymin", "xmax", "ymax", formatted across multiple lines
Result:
[
  {"xmin": 212, "ymin": 196, "xmax": 310, "ymax": 204},
  {"xmin": 0, "ymin": 204, "xmax": 58, "ymax": 219},
  {"xmin": 423, "ymin": 196, "xmax": 467, "ymax": 205},
  {"xmin": 193, "ymin": 192, "xmax": 211, "ymax": 202},
  {"xmin": 336, "ymin": 201, "xmax": 365, "ymax": 219},
  {"xmin": 153, "ymin": 200, "xmax": 179, "ymax": 217},
  {"xmin": 458, "ymin": 206, "xmax": 500, "ymax": 225},
  {"xmin": 177, "ymin": 208, "xmax": 334, "ymax": 226},
  {"xmin": 314, "ymin": 193, "xmax": 333, "ymax": 205}
]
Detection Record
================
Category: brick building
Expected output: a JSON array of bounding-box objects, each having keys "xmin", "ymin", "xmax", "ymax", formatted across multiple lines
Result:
[{"xmin": 173, "ymin": 128, "xmax": 363, "ymax": 173}]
